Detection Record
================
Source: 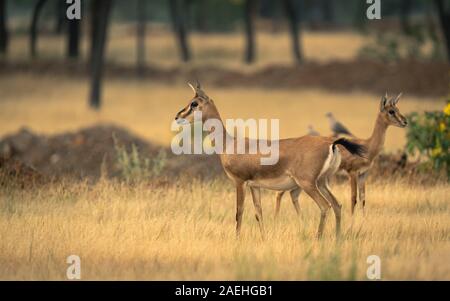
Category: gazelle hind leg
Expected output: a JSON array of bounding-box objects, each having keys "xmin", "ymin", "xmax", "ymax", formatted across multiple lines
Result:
[
  {"xmin": 295, "ymin": 180, "xmax": 331, "ymax": 239},
  {"xmin": 250, "ymin": 187, "xmax": 265, "ymax": 240},
  {"xmin": 274, "ymin": 191, "xmax": 285, "ymax": 218},
  {"xmin": 317, "ymin": 178, "xmax": 342, "ymax": 237}
]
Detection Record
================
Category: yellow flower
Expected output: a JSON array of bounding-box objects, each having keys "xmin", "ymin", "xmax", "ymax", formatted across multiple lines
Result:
[
  {"xmin": 431, "ymin": 147, "xmax": 442, "ymax": 158},
  {"xmin": 444, "ymin": 103, "xmax": 450, "ymax": 116},
  {"xmin": 439, "ymin": 121, "xmax": 446, "ymax": 132}
]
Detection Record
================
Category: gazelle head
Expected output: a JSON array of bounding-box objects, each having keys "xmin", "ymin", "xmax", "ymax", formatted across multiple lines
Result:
[
  {"xmin": 379, "ymin": 93, "xmax": 408, "ymax": 128},
  {"xmin": 174, "ymin": 82, "xmax": 218, "ymax": 125}
]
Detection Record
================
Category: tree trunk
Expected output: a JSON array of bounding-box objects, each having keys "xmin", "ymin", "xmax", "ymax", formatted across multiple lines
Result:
[
  {"xmin": 30, "ymin": 0, "xmax": 47, "ymax": 58},
  {"xmin": 169, "ymin": 0, "xmax": 190, "ymax": 62},
  {"xmin": 243, "ymin": 0, "xmax": 256, "ymax": 64},
  {"xmin": 282, "ymin": 0, "xmax": 303, "ymax": 63},
  {"xmin": 89, "ymin": 0, "xmax": 113, "ymax": 110},
  {"xmin": 435, "ymin": 0, "xmax": 450, "ymax": 61},
  {"xmin": 90, "ymin": 0, "xmax": 99, "ymax": 59},
  {"xmin": 136, "ymin": 0, "xmax": 146, "ymax": 75},
  {"xmin": 0, "ymin": 0, "xmax": 7, "ymax": 54},
  {"xmin": 67, "ymin": 19, "xmax": 80, "ymax": 59}
]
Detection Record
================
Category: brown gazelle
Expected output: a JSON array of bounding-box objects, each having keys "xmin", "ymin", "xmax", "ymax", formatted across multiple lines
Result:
[
  {"xmin": 275, "ymin": 93, "xmax": 407, "ymax": 216},
  {"xmin": 174, "ymin": 82, "xmax": 366, "ymax": 239}
]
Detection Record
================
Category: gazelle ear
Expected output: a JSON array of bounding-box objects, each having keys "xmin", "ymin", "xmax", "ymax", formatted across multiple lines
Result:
[
  {"xmin": 380, "ymin": 93, "xmax": 388, "ymax": 111},
  {"xmin": 195, "ymin": 80, "xmax": 201, "ymax": 90},
  {"xmin": 392, "ymin": 92, "xmax": 402, "ymax": 105}
]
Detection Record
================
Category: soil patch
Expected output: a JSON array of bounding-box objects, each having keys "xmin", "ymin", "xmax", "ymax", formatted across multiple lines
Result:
[{"xmin": 0, "ymin": 125, "xmax": 223, "ymax": 183}]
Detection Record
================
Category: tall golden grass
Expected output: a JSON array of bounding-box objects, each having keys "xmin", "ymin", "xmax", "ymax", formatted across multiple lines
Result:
[{"xmin": 0, "ymin": 178, "xmax": 449, "ymax": 280}]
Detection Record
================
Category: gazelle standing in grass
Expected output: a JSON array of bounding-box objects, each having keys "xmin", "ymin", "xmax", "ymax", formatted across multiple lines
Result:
[
  {"xmin": 275, "ymin": 93, "xmax": 408, "ymax": 216},
  {"xmin": 174, "ymin": 82, "xmax": 366, "ymax": 239}
]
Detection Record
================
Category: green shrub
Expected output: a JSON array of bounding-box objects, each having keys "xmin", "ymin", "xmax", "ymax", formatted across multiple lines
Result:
[
  {"xmin": 406, "ymin": 101, "xmax": 450, "ymax": 179},
  {"xmin": 150, "ymin": 149, "xmax": 167, "ymax": 177},
  {"xmin": 113, "ymin": 135, "xmax": 166, "ymax": 183}
]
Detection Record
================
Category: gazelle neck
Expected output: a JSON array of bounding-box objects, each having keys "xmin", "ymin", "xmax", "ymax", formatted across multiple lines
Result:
[
  {"xmin": 367, "ymin": 114, "xmax": 389, "ymax": 160},
  {"xmin": 204, "ymin": 103, "xmax": 233, "ymax": 153}
]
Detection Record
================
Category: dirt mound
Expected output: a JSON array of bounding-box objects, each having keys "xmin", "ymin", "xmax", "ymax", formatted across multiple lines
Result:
[
  {"xmin": 1, "ymin": 59, "xmax": 448, "ymax": 97},
  {"xmin": 0, "ymin": 125, "xmax": 438, "ymax": 185},
  {"xmin": 0, "ymin": 125, "xmax": 155, "ymax": 180},
  {"xmin": 0, "ymin": 157, "xmax": 47, "ymax": 188},
  {"xmin": 0, "ymin": 125, "xmax": 223, "ymax": 183},
  {"xmin": 366, "ymin": 152, "xmax": 422, "ymax": 181}
]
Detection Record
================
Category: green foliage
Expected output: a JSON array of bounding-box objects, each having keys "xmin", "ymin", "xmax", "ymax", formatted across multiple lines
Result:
[
  {"xmin": 113, "ymin": 135, "xmax": 166, "ymax": 183},
  {"xmin": 358, "ymin": 23, "xmax": 446, "ymax": 62},
  {"xmin": 150, "ymin": 149, "xmax": 167, "ymax": 177},
  {"xmin": 406, "ymin": 101, "xmax": 450, "ymax": 178},
  {"xmin": 359, "ymin": 32, "xmax": 401, "ymax": 62}
]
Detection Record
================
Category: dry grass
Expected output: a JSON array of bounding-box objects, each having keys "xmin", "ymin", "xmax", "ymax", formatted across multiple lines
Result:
[{"xmin": 0, "ymin": 178, "xmax": 449, "ymax": 280}]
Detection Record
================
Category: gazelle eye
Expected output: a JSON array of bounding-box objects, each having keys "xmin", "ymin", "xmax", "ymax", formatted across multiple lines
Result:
[
  {"xmin": 191, "ymin": 101, "xmax": 198, "ymax": 108},
  {"xmin": 388, "ymin": 110, "xmax": 395, "ymax": 115}
]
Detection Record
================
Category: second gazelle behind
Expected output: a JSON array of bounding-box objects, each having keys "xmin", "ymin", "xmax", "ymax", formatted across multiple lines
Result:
[
  {"xmin": 174, "ymin": 82, "xmax": 366, "ymax": 239},
  {"xmin": 275, "ymin": 93, "xmax": 408, "ymax": 216}
]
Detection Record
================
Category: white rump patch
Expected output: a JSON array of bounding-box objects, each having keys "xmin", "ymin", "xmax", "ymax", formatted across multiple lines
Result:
[{"xmin": 318, "ymin": 144, "xmax": 342, "ymax": 180}]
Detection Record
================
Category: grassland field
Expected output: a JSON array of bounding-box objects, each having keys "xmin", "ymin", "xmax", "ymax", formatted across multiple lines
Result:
[{"xmin": 0, "ymin": 29, "xmax": 449, "ymax": 280}]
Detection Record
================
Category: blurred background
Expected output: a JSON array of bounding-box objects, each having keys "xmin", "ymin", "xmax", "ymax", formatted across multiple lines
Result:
[
  {"xmin": 2, "ymin": 1, "xmax": 450, "ymax": 281},
  {"xmin": 0, "ymin": 0, "xmax": 449, "ymax": 183}
]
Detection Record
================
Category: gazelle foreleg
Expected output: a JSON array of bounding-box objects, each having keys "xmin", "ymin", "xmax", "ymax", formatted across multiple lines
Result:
[
  {"xmin": 358, "ymin": 171, "xmax": 368, "ymax": 212},
  {"xmin": 274, "ymin": 188, "xmax": 301, "ymax": 219},
  {"xmin": 235, "ymin": 183, "xmax": 246, "ymax": 238},
  {"xmin": 250, "ymin": 187, "xmax": 265, "ymax": 240},
  {"xmin": 274, "ymin": 191, "xmax": 285, "ymax": 218}
]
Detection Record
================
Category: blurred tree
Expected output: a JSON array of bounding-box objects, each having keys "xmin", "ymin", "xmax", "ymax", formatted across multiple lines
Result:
[
  {"xmin": 89, "ymin": 0, "xmax": 113, "ymax": 109},
  {"xmin": 282, "ymin": 0, "xmax": 303, "ymax": 63},
  {"xmin": 67, "ymin": 18, "xmax": 80, "ymax": 59},
  {"xmin": 0, "ymin": 0, "xmax": 7, "ymax": 54},
  {"xmin": 136, "ymin": 0, "xmax": 146, "ymax": 75},
  {"xmin": 191, "ymin": 0, "xmax": 208, "ymax": 32},
  {"xmin": 30, "ymin": 0, "xmax": 47, "ymax": 58},
  {"xmin": 435, "ymin": 0, "xmax": 450, "ymax": 61},
  {"xmin": 54, "ymin": 0, "xmax": 65, "ymax": 34},
  {"xmin": 400, "ymin": 0, "xmax": 413, "ymax": 35},
  {"xmin": 353, "ymin": 0, "xmax": 367, "ymax": 31},
  {"xmin": 244, "ymin": 0, "xmax": 256, "ymax": 64},
  {"xmin": 169, "ymin": 0, "xmax": 191, "ymax": 62},
  {"xmin": 321, "ymin": 0, "xmax": 334, "ymax": 25}
]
